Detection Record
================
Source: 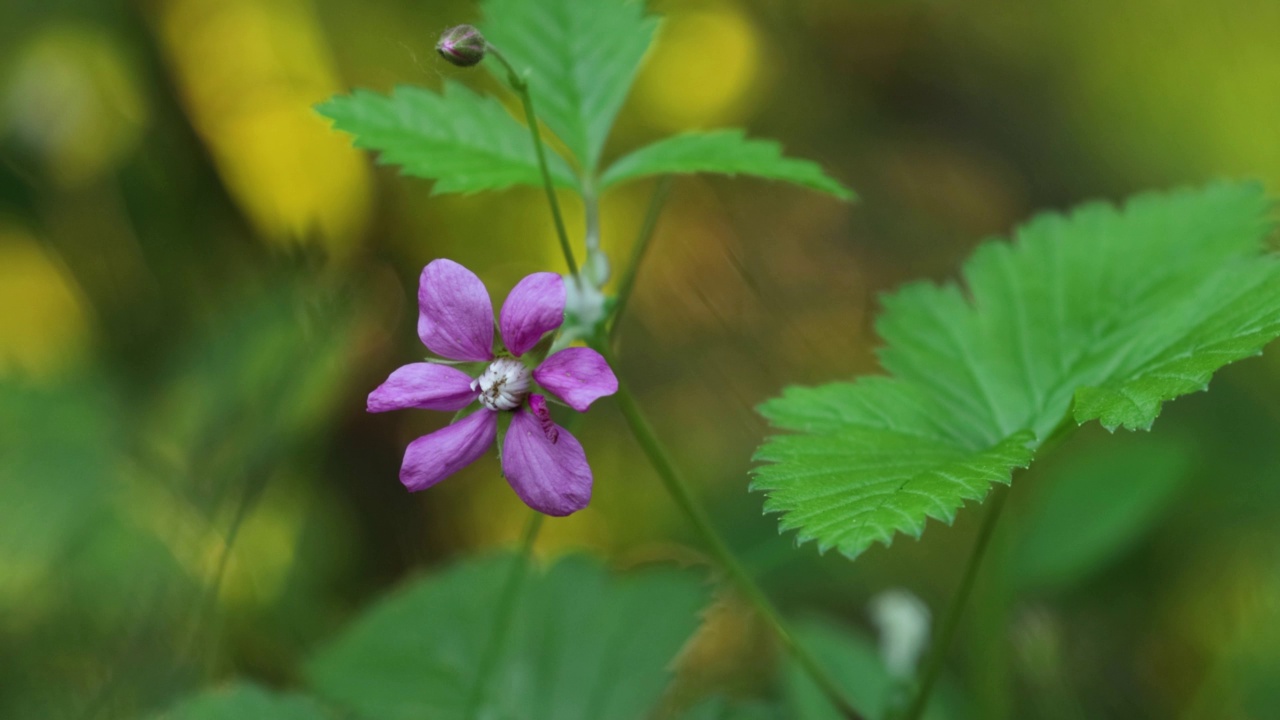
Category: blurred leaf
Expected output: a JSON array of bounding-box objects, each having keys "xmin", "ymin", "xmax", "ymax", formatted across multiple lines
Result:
[
  {"xmin": 1015, "ymin": 437, "xmax": 1192, "ymax": 591},
  {"xmin": 786, "ymin": 618, "xmax": 958, "ymax": 720},
  {"xmin": 754, "ymin": 182, "xmax": 1280, "ymax": 559},
  {"xmin": 680, "ymin": 697, "xmax": 780, "ymax": 720},
  {"xmin": 600, "ymin": 130, "xmax": 853, "ymax": 200},
  {"xmin": 152, "ymin": 683, "xmax": 333, "ymax": 720},
  {"xmin": 316, "ymin": 83, "xmax": 576, "ymax": 194},
  {"xmin": 0, "ymin": 378, "xmax": 115, "ymax": 604},
  {"xmin": 481, "ymin": 0, "xmax": 659, "ymax": 172},
  {"xmin": 146, "ymin": 275, "xmax": 361, "ymax": 499},
  {"xmin": 0, "ymin": 379, "xmax": 195, "ymax": 720},
  {"xmin": 306, "ymin": 554, "xmax": 709, "ymax": 720}
]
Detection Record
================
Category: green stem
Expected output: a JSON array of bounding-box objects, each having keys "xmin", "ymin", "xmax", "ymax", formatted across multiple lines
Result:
[
  {"xmin": 608, "ymin": 176, "xmax": 673, "ymax": 346},
  {"xmin": 595, "ymin": 342, "xmax": 865, "ymax": 720},
  {"xmin": 901, "ymin": 487, "xmax": 1008, "ymax": 720},
  {"xmin": 582, "ymin": 185, "xmax": 607, "ymax": 287},
  {"xmin": 486, "ymin": 46, "xmax": 580, "ymax": 282},
  {"xmin": 901, "ymin": 415, "xmax": 1078, "ymax": 720},
  {"xmin": 464, "ymin": 510, "xmax": 545, "ymax": 719}
]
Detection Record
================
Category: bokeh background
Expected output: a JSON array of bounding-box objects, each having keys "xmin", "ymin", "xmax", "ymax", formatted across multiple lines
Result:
[{"xmin": 3, "ymin": 0, "xmax": 1280, "ymax": 717}]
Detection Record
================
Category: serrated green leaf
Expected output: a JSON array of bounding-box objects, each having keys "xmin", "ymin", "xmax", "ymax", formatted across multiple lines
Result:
[
  {"xmin": 306, "ymin": 554, "xmax": 709, "ymax": 720},
  {"xmin": 316, "ymin": 83, "xmax": 576, "ymax": 194},
  {"xmin": 754, "ymin": 182, "xmax": 1280, "ymax": 560},
  {"xmin": 481, "ymin": 0, "xmax": 658, "ymax": 173},
  {"xmin": 151, "ymin": 683, "xmax": 333, "ymax": 720},
  {"xmin": 600, "ymin": 130, "xmax": 854, "ymax": 200}
]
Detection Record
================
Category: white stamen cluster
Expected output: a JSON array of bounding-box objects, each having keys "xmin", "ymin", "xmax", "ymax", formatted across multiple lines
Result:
[{"xmin": 473, "ymin": 357, "xmax": 532, "ymax": 411}]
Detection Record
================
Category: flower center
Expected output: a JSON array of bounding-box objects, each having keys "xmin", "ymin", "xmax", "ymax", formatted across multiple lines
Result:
[{"xmin": 473, "ymin": 357, "xmax": 532, "ymax": 411}]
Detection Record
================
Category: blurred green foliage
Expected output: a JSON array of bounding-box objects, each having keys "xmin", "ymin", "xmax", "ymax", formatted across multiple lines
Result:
[
  {"xmin": 307, "ymin": 554, "xmax": 709, "ymax": 719},
  {"xmin": 2, "ymin": 0, "xmax": 1280, "ymax": 718},
  {"xmin": 150, "ymin": 684, "xmax": 334, "ymax": 720}
]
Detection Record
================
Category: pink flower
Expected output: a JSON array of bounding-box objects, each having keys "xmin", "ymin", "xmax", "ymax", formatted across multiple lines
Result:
[{"xmin": 368, "ymin": 259, "xmax": 618, "ymax": 516}]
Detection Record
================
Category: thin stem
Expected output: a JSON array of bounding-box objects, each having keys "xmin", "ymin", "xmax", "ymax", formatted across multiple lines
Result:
[
  {"xmin": 900, "ymin": 414, "xmax": 1078, "ymax": 720},
  {"xmin": 608, "ymin": 176, "xmax": 673, "ymax": 346},
  {"xmin": 583, "ymin": 184, "xmax": 604, "ymax": 281},
  {"xmin": 486, "ymin": 45, "xmax": 580, "ymax": 281},
  {"xmin": 464, "ymin": 510, "xmax": 545, "ymax": 719},
  {"xmin": 595, "ymin": 342, "xmax": 865, "ymax": 720},
  {"xmin": 901, "ymin": 486, "xmax": 1009, "ymax": 720}
]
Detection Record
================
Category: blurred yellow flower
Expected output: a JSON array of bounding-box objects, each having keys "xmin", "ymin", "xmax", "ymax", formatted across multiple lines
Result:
[
  {"xmin": 155, "ymin": 0, "xmax": 371, "ymax": 257},
  {"xmin": 0, "ymin": 224, "xmax": 91, "ymax": 378},
  {"xmin": 633, "ymin": 2, "xmax": 765, "ymax": 131}
]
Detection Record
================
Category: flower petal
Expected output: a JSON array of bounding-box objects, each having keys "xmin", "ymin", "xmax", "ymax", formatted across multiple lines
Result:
[
  {"xmin": 499, "ymin": 272, "xmax": 565, "ymax": 356},
  {"xmin": 417, "ymin": 259, "xmax": 495, "ymax": 362},
  {"xmin": 367, "ymin": 363, "xmax": 478, "ymax": 413},
  {"xmin": 533, "ymin": 347, "xmax": 619, "ymax": 412},
  {"xmin": 502, "ymin": 404, "xmax": 591, "ymax": 516},
  {"xmin": 400, "ymin": 409, "xmax": 497, "ymax": 492}
]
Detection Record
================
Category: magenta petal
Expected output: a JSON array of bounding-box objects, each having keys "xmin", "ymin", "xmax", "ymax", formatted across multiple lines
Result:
[
  {"xmin": 417, "ymin": 259, "xmax": 495, "ymax": 362},
  {"xmin": 368, "ymin": 363, "xmax": 478, "ymax": 413},
  {"xmin": 533, "ymin": 347, "xmax": 619, "ymax": 412},
  {"xmin": 502, "ymin": 406, "xmax": 591, "ymax": 516},
  {"xmin": 499, "ymin": 272, "xmax": 565, "ymax": 356},
  {"xmin": 400, "ymin": 409, "xmax": 497, "ymax": 491}
]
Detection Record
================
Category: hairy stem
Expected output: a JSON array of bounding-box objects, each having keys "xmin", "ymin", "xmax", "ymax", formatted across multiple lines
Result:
[
  {"xmin": 594, "ymin": 342, "xmax": 865, "ymax": 720},
  {"xmin": 486, "ymin": 46, "xmax": 580, "ymax": 282},
  {"xmin": 465, "ymin": 510, "xmax": 545, "ymax": 719},
  {"xmin": 608, "ymin": 176, "xmax": 673, "ymax": 346}
]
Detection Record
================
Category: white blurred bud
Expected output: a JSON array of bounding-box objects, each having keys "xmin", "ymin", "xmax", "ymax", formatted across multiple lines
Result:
[
  {"xmin": 869, "ymin": 588, "xmax": 932, "ymax": 679},
  {"xmin": 556, "ymin": 275, "xmax": 609, "ymax": 347}
]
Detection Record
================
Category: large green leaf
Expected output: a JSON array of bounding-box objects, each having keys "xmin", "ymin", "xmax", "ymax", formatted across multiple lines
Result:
[
  {"xmin": 306, "ymin": 554, "xmax": 709, "ymax": 720},
  {"xmin": 754, "ymin": 182, "xmax": 1280, "ymax": 559},
  {"xmin": 600, "ymin": 131, "xmax": 854, "ymax": 200},
  {"xmin": 481, "ymin": 0, "xmax": 659, "ymax": 172},
  {"xmin": 151, "ymin": 683, "xmax": 333, "ymax": 720},
  {"xmin": 316, "ymin": 82, "xmax": 576, "ymax": 194}
]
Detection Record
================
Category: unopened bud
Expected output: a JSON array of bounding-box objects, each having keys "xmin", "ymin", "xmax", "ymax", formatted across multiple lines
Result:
[{"xmin": 436, "ymin": 25, "xmax": 487, "ymax": 67}]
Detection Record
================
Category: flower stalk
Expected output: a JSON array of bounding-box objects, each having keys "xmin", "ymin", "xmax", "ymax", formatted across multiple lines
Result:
[
  {"xmin": 484, "ymin": 44, "xmax": 580, "ymax": 283},
  {"xmin": 593, "ymin": 341, "xmax": 866, "ymax": 720},
  {"xmin": 471, "ymin": 26, "xmax": 861, "ymax": 718}
]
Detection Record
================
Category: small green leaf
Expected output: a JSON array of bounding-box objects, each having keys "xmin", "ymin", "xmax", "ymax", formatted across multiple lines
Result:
[
  {"xmin": 151, "ymin": 683, "xmax": 333, "ymax": 720},
  {"xmin": 601, "ymin": 130, "xmax": 854, "ymax": 200},
  {"xmin": 481, "ymin": 0, "xmax": 659, "ymax": 172},
  {"xmin": 755, "ymin": 182, "xmax": 1280, "ymax": 560},
  {"xmin": 316, "ymin": 83, "xmax": 576, "ymax": 194},
  {"xmin": 306, "ymin": 554, "xmax": 709, "ymax": 720},
  {"xmin": 1014, "ymin": 436, "xmax": 1192, "ymax": 591}
]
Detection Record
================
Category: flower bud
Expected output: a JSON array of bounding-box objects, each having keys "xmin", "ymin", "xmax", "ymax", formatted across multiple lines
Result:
[{"xmin": 436, "ymin": 25, "xmax": 487, "ymax": 68}]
